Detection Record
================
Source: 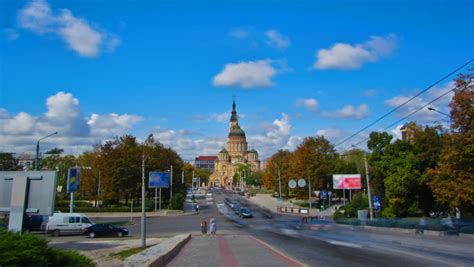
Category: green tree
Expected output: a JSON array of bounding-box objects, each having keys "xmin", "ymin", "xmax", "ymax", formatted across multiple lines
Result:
[
  {"xmin": 262, "ymin": 149, "xmax": 293, "ymax": 197},
  {"xmin": 0, "ymin": 152, "xmax": 19, "ymax": 171},
  {"xmin": 428, "ymin": 72, "xmax": 474, "ymax": 217}
]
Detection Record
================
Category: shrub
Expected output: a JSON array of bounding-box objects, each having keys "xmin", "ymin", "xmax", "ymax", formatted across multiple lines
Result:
[
  {"xmin": 0, "ymin": 229, "xmax": 94, "ymax": 267},
  {"xmin": 170, "ymin": 193, "xmax": 185, "ymax": 210}
]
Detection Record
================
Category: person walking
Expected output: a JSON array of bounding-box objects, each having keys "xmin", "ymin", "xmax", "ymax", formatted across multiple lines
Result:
[
  {"xmin": 200, "ymin": 218, "xmax": 208, "ymax": 237},
  {"xmin": 210, "ymin": 216, "xmax": 216, "ymax": 236}
]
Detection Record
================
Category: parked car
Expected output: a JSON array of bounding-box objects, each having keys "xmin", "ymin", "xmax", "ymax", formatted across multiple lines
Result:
[
  {"xmin": 23, "ymin": 215, "xmax": 48, "ymax": 232},
  {"xmin": 42, "ymin": 213, "xmax": 93, "ymax": 236},
  {"xmin": 240, "ymin": 207, "xmax": 253, "ymax": 218},
  {"xmin": 83, "ymin": 223, "xmax": 129, "ymax": 238}
]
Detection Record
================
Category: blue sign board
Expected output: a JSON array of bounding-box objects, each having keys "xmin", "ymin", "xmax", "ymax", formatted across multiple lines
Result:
[
  {"xmin": 67, "ymin": 168, "xmax": 80, "ymax": 193},
  {"xmin": 373, "ymin": 195, "xmax": 381, "ymax": 211},
  {"xmin": 149, "ymin": 171, "xmax": 170, "ymax": 188}
]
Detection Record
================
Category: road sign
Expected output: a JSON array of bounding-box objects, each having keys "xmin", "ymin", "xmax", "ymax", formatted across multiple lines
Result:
[
  {"xmin": 373, "ymin": 195, "xmax": 381, "ymax": 211},
  {"xmin": 332, "ymin": 174, "xmax": 362, "ymax": 189},
  {"xmin": 149, "ymin": 172, "xmax": 170, "ymax": 188},
  {"xmin": 0, "ymin": 171, "xmax": 57, "ymax": 232},
  {"xmin": 67, "ymin": 167, "xmax": 80, "ymax": 193},
  {"xmin": 297, "ymin": 178, "xmax": 306, "ymax": 187},
  {"xmin": 288, "ymin": 179, "xmax": 297, "ymax": 189}
]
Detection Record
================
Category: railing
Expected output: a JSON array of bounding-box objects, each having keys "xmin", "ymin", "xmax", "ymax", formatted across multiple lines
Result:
[{"xmin": 277, "ymin": 206, "xmax": 309, "ymax": 214}]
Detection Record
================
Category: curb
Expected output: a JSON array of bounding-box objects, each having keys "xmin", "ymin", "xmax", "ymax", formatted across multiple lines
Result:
[
  {"xmin": 86, "ymin": 211, "xmax": 196, "ymax": 218},
  {"xmin": 124, "ymin": 234, "xmax": 191, "ymax": 267}
]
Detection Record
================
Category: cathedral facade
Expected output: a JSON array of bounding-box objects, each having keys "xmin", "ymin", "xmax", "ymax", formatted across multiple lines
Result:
[{"xmin": 208, "ymin": 100, "xmax": 260, "ymax": 187}]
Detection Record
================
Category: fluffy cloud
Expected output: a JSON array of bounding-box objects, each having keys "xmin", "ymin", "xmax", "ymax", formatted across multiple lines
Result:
[
  {"xmin": 265, "ymin": 30, "xmax": 290, "ymax": 48},
  {"xmin": 296, "ymin": 98, "xmax": 319, "ymax": 111},
  {"xmin": 18, "ymin": 0, "xmax": 119, "ymax": 57},
  {"xmin": 88, "ymin": 113, "xmax": 143, "ymax": 137},
  {"xmin": 323, "ymin": 104, "xmax": 370, "ymax": 119},
  {"xmin": 384, "ymin": 82, "xmax": 454, "ymax": 123},
  {"xmin": 0, "ymin": 92, "xmax": 141, "ymax": 154},
  {"xmin": 314, "ymin": 34, "xmax": 397, "ymax": 70},
  {"xmin": 363, "ymin": 89, "xmax": 378, "ymax": 97},
  {"xmin": 213, "ymin": 59, "xmax": 287, "ymax": 89},
  {"xmin": 248, "ymin": 113, "xmax": 301, "ymax": 156}
]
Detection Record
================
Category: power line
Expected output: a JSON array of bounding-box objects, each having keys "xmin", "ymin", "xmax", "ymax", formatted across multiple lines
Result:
[
  {"xmin": 335, "ymin": 59, "xmax": 474, "ymax": 148},
  {"xmin": 351, "ymin": 81, "xmax": 471, "ymax": 147}
]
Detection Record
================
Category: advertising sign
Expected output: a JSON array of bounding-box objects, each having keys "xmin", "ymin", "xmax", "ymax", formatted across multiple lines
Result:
[
  {"xmin": 67, "ymin": 168, "xmax": 80, "ymax": 193},
  {"xmin": 332, "ymin": 174, "xmax": 361, "ymax": 189},
  {"xmin": 149, "ymin": 171, "xmax": 170, "ymax": 188}
]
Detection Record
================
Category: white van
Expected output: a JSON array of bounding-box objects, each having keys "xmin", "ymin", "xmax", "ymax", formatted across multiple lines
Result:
[{"xmin": 42, "ymin": 212, "xmax": 93, "ymax": 236}]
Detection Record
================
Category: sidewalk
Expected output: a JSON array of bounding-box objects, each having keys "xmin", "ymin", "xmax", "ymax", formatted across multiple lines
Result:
[
  {"xmin": 247, "ymin": 194, "xmax": 336, "ymax": 217},
  {"xmin": 167, "ymin": 234, "xmax": 303, "ymax": 267}
]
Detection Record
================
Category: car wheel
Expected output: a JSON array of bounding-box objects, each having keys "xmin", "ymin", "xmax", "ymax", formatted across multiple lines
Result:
[
  {"xmin": 89, "ymin": 232, "xmax": 96, "ymax": 238},
  {"xmin": 117, "ymin": 231, "xmax": 123, "ymax": 237},
  {"xmin": 52, "ymin": 229, "xmax": 60, "ymax": 237}
]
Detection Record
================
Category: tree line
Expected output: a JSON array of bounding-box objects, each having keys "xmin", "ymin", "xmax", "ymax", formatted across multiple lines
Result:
[{"xmin": 262, "ymin": 72, "xmax": 473, "ymax": 218}]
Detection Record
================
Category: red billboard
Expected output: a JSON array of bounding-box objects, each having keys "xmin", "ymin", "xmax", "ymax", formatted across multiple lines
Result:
[{"xmin": 333, "ymin": 174, "xmax": 362, "ymax": 189}]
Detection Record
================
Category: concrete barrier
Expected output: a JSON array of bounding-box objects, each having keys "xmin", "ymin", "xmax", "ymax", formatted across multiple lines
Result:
[{"xmin": 124, "ymin": 234, "xmax": 191, "ymax": 267}]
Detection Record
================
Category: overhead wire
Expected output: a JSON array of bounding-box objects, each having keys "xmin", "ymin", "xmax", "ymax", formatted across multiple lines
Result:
[{"xmin": 335, "ymin": 59, "xmax": 473, "ymax": 148}]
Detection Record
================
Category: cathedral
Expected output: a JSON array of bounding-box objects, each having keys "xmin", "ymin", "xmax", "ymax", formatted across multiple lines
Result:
[{"xmin": 208, "ymin": 100, "xmax": 261, "ymax": 187}]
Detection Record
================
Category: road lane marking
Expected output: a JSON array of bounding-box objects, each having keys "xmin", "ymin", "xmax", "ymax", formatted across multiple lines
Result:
[
  {"xmin": 218, "ymin": 235, "xmax": 239, "ymax": 267},
  {"xmin": 328, "ymin": 240, "xmax": 363, "ymax": 248},
  {"xmin": 249, "ymin": 235, "xmax": 305, "ymax": 267}
]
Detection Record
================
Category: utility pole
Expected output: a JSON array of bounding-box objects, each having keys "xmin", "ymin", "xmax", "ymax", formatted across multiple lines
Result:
[
  {"xmin": 278, "ymin": 167, "xmax": 282, "ymax": 199},
  {"xmin": 364, "ymin": 151, "xmax": 374, "ymax": 220},
  {"xmin": 141, "ymin": 152, "xmax": 146, "ymax": 248},
  {"xmin": 97, "ymin": 171, "xmax": 101, "ymax": 208},
  {"xmin": 182, "ymin": 170, "xmax": 184, "ymax": 184},
  {"xmin": 308, "ymin": 177, "xmax": 312, "ymax": 209},
  {"xmin": 170, "ymin": 165, "xmax": 173, "ymax": 202},
  {"xmin": 35, "ymin": 131, "xmax": 58, "ymax": 170}
]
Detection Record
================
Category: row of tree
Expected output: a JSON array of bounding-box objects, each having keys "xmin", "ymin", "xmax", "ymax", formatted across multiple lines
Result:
[{"xmin": 263, "ymin": 72, "xmax": 473, "ymax": 218}]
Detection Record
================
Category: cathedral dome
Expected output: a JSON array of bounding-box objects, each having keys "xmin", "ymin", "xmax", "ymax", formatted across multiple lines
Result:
[
  {"xmin": 248, "ymin": 148, "xmax": 258, "ymax": 154},
  {"xmin": 228, "ymin": 125, "xmax": 246, "ymax": 137}
]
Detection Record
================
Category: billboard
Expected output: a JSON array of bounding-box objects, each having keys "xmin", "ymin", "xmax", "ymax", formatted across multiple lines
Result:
[
  {"xmin": 332, "ymin": 174, "xmax": 361, "ymax": 189},
  {"xmin": 67, "ymin": 167, "xmax": 80, "ymax": 193},
  {"xmin": 149, "ymin": 171, "xmax": 170, "ymax": 188},
  {"xmin": 0, "ymin": 171, "xmax": 57, "ymax": 216}
]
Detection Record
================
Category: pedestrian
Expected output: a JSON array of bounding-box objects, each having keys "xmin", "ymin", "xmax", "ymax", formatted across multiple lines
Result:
[
  {"xmin": 200, "ymin": 218, "xmax": 207, "ymax": 236},
  {"xmin": 195, "ymin": 203, "xmax": 199, "ymax": 213},
  {"xmin": 210, "ymin": 216, "xmax": 216, "ymax": 236}
]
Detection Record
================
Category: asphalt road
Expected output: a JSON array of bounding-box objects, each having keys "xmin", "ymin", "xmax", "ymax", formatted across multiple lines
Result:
[{"xmin": 48, "ymin": 191, "xmax": 474, "ymax": 266}]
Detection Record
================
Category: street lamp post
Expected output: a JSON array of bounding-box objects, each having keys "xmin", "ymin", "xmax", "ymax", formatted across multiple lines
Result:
[
  {"xmin": 351, "ymin": 145, "xmax": 374, "ymax": 220},
  {"xmin": 278, "ymin": 167, "xmax": 282, "ymax": 200},
  {"xmin": 141, "ymin": 152, "xmax": 146, "ymax": 248},
  {"xmin": 35, "ymin": 132, "xmax": 58, "ymax": 170},
  {"xmin": 427, "ymin": 107, "xmax": 450, "ymax": 118}
]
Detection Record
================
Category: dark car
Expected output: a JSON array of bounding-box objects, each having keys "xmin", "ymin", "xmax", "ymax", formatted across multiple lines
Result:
[
  {"xmin": 234, "ymin": 204, "xmax": 241, "ymax": 215},
  {"xmin": 83, "ymin": 223, "xmax": 128, "ymax": 238},
  {"xmin": 240, "ymin": 207, "xmax": 253, "ymax": 218},
  {"xmin": 23, "ymin": 215, "xmax": 47, "ymax": 232}
]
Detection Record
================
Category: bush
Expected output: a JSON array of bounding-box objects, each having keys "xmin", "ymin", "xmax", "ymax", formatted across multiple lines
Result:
[
  {"xmin": 0, "ymin": 229, "xmax": 94, "ymax": 267},
  {"xmin": 170, "ymin": 193, "xmax": 185, "ymax": 210},
  {"xmin": 460, "ymin": 226, "xmax": 474, "ymax": 234},
  {"xmin": 334, "ymin": 217, "xmax": 360, "ymax": 225}
]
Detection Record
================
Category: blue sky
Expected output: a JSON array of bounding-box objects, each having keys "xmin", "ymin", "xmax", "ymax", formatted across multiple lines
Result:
[{"xmin": 1, "ymin": 0, "xmax": 473, "ymax": 160}]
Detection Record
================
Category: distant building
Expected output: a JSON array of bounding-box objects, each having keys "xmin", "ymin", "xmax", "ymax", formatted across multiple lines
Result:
[
  {"xmin": 400, "ymin": 122, "xmax": 420, "ymax": 142},
  {"xmin": 194, "ymin": 156, "xmax": 218, "ymax": 172},
  {"xmin": 208, "ymin": 99, "xmax": 261, "ymax": 187},
  {"xmin": 16, "ymin": 153, "xmax": 35, "ymax": 170}
]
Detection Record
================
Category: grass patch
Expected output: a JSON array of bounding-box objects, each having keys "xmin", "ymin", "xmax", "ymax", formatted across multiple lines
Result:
[{"xmin": 111, "ymin": 245, "xmax": 152, "ymax": 260}]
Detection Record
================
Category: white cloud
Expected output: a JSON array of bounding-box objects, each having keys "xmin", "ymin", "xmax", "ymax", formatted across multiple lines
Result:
[
  {"xmin": 314, "ymin": 34, "xmax": 397, "ymax": 70},
  {"xmin": 18, "ymin": 0, "xmax": 119, "ymax": 57},
  {"xmin": 0, "ymin": 91, "xmax": 141, "ymax": 154},
  {"xmin": 213, "ymin": 59, "xmax": 287, "ymax": 89},
  {"xmin": 88, "ymin": 113, "xmax": 143, "ymax": 137},
  {"xmin": 316, "ymin": 127, "xmax": 343, "ymax": 140},
  {"xmin": 323, "ymin": 104, "xmax": 370, "ymax": 119},
  {"xmin": 229, "ymin": 28, "xmax": 250, "ymax": 39},
  {"xmin": 265, "ymin": 30, "xmax": 290, "ymax": 48},
  {"xmin": 248, "ymin": 113, "xmax": 301, "ymax": 156},
  {"xmin": 391, "ymin": 124, "xmax": 404, "ymax": 140},
  {"xmin": 296, "ymin": 98, "xmax": 319, "ymax": 111},
  {"xmin": 384, "ymin": 82, "xmax": 454, "ymax": 123}
]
